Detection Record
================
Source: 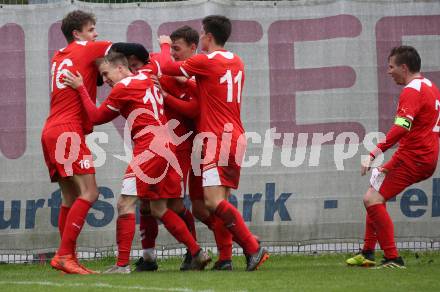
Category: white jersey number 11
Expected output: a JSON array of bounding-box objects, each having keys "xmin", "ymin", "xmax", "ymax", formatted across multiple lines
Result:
[{"xmin": 220, "ymin": 70, "xmax": 242, "ymax": 103}]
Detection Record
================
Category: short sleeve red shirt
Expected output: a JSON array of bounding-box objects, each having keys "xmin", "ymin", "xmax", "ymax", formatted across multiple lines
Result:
[
  {"xmin": 46, "ymin": 40, "xmax": 112, "ymax": 134},
  {"xmin": 180, "ymin": 51, "xmax": 245, "ymax": 141},
  {"xmin": 394, "ymin": 77, "xmax": 440, "ymax": 164}
]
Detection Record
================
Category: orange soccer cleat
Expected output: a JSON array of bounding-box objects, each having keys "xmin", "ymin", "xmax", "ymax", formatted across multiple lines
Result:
[
  {"xmin": 73, "ymin": 254, "xmax": 100, "ymax": 274},
  {"xmin": 50, "ymin": 253, "xmax": 90, "ymax": 275}
]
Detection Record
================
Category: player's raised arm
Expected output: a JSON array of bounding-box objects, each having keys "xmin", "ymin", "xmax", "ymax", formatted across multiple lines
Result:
[
  {"xmin": 64, "ymin": 71, "xmax": 119, "ymax": 125},
  {"xmin": 157, "ymin": 35, "xmax": 185, "ymax": 76}
]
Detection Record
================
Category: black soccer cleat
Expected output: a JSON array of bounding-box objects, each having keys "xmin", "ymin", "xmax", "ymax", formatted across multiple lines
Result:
[
  {"xmin": 211, "ymin": 260, "xmax": 233, "ymax": 271},
  {"xmin": 375, "ymin": 256, "xmax": 406, "ymax": 269},
  {"xmin": 134, "ymin": 257, "xmax": 158, "ymax": 272},
  {"xmin": 180, "ymin": 250, "xmax": 193, "ymax": 271}
]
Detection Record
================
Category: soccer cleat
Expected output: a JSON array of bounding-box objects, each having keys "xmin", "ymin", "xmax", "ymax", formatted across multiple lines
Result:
[
  {"xmin": 134, "ymin": 257, "xmax": 158, "ymax": 272},
  {"xmin": 246, "ymin": 246, "xmax": 269, "ymax": 271},
  {"xmin": 375, "ymin": 256, "xmax": 406, "ymax": 269},
  {"xmin": 180, "ymin": 250, "xmax": 193, "ymax": 271},
  {"xmin": 73, "ymin": 254, "xmax": 100, "ymax": 274},
  {"xmin": 346, "ymin": 251, "xmax": 376, "ymax": 267},
  {"xmin": 190, "ymin": 249, "xmax": 212, "ymax": 270},
  {"xmin": 103, "ymin": 264, "xmax": 131, "ymax": 274},
  {"xmin": 211, "ymin": 260, "xmax": 233, "ymax": 271},
  {"xmin": 50, "ymin": 253, "xmax": 90, "ymax": 275}
]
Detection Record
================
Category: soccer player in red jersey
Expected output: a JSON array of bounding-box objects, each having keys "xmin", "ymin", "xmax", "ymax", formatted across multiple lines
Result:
[
  {"xmin": 41, "ymin": 10, "xmax": 111, "ymax": 274},
  {"xmin": 347, "ymin": 46, "xmax": 440, "ymax": 268},
  {"xmin": 63, "ymin": 52, "xmax": 211, "ymax": 273},
  {"xmin": 111, "ymin": 40, "xmax": 200, "ymax": 271},
  {"xmin": 159, "ymin": 27, "xmax": 235, "ymax": 271},
  {"xmin": 159, "ymin": 15, "xmax": 269, "ymax": 271}
]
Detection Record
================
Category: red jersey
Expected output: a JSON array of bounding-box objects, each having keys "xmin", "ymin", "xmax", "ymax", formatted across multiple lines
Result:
[
  {"xmin": 180, "ymin": 50, "xmax": 245, "ymax": 141},
  {"xmin": 45, "ymin": 40, "xmax": 112, "ymax": 134},
  {"xmin": 102, "ymin": 72, "xmax": 168, "ymax": 151},
  {"xmin": 159, "ymin": 75, "xmax": 197, "ymax": 151},
  {"xmin": 393, "ymin": 77, "xmax": 440, "ymax": 164}
]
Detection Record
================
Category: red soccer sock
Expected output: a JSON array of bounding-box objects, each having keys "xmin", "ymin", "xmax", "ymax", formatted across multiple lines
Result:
[
  {"xmin": 116, "ymin": 213, "xmax": 136, "ymax": 267},
  {"xmin": 179, "ymin": 208, "xmax": 197, "ymax": 241},
  {"xmin": 362, "ymin": 213, "xmax": 377, "ymax": 252},
  {"xmin": 57, "ymin": 198, "xmax": 92, "ymax": 256},
  {"xmin": 58, "ymin": 205, "xmax": 70, "ymax": 237},
  {"xmin": 366, "ymin": 203, "xmax": 398, "ymax": 259},
  {"xmin": 214, "ymin": 200, "xmax": 259, "ymax": 255},
  {"xmin": 140, "ymin": 213, "xmax": 158, "ymax": 249},
  {"xmin": 213, "ymin": 215, "xmax": 233, "ymax": 261},
  {"xmin": 161, "ymin": 209, "xmax": 200, "ymax": 256}
]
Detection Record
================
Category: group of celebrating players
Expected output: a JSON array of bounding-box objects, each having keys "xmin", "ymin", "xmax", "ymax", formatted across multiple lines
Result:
[{"xmin": 41, "ymin": 10, "xmax": 440, "ymax": 274}]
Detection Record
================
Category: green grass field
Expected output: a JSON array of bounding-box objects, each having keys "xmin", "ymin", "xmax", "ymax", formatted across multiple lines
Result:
[{"xmin": 1, "ymin": 251, "xmax": 439, "ymax": 292}]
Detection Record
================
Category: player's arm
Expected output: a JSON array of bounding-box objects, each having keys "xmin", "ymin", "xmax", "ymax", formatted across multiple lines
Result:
[
  {"xmin": 64, "ymin": 71, "xmax": 119, "ymax": 125},
  {"xmin": 362, "ymin": 88, "xmax": 420, "ymax": 175},
  {"xmin": 163, "ymin": 91, "xmax": 200, "ymax": 119},
  {"xmin": 370, "ymin": 88, "xmax": 420, "ymax": 159},
  {"xmin": 157, "ymin": 42, "xmax": 185, "ymax": 76}
]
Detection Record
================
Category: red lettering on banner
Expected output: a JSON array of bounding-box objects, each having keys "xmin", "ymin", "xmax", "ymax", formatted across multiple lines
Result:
[
  {"xmin": 126, "ymin": 20, "xmax": 153, "ymax": 52},
  {"xmin": 0, "ymin": 23, "xmax": 26, "ymax": 159},
  {"xmin": 268, "ymin": 15, "xmax": 365, "ymax": 146},
  {"xmin": 376, "ymin": 15, "xmax": 440, "ymax": 133}
]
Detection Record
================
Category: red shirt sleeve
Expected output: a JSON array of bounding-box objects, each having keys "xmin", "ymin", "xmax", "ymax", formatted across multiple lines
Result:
[
  {"xmin": 77, "ymin": 85, "xmax": 119, "ymax": 125},
  {"xmin": 87, "ymin": 41, "xmax": 113, "ymax": 60},
  {"xmin": 165, "ymin": 94, "xmax": 200, "ymax": 119},
  {"xmin": 396, "ymin": 87, "xmax": 421, "ymax": 120},
  {"xmin": 370, "ymin": 125, "xmax": 409, "ymax": 158},
  {"xmin": 180, "ymin": 54, "xmax": 210, "ymax": 78},
  {"xmin": 158, "ymin": 44, "xmax": 185, "ymax": 76}
]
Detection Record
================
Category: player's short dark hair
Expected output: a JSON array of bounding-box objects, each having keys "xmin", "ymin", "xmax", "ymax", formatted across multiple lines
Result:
[
  {"xmin": 202, "ymin": 15, "xmax": 231, "ymax": 46},
  {"xmin": 61, "ymin": 10, "xmax": 96, "ymax": 43},
  {"xmin": 389, "ymin": 45, "xmax": 421, "ymax": 73},
  {"xmin": 96, "ymin": 52, "xmax": 129, "ymax": 68},
  {"xmin": 110, "ymin": 42, "xmax": 150, "ymax": 64},
  {"xmin": 170, "ymin": 25, "xmax": 199, "ymax": 46}
]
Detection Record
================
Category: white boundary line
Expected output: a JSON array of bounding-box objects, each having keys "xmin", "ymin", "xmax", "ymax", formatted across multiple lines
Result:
[{"xmin": 0, "ymin": 281, "xmax": 217, "ymax": 292}]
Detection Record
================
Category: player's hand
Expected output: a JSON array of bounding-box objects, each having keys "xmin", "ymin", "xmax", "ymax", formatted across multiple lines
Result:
[
  {"xmin": 64, "ymin": 70, "xmax": 84, "ymax": 89},
  {"xmin": 361, "ymin": 156, "xmax": 374, "ymax": 176},
  {"xmin": 174, "ymin": 76, "xmax": 188, "ymax": 84},
  {"xmin": 150, "ymin": 75, "xmax": 161, "ymax": 88},
  {"xmin": 158, "ymin": 35, "xmax": 172, "ymax": 46}
]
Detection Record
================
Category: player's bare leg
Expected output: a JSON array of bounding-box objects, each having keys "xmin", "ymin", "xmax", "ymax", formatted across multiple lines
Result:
[
  {"xmin": 150, "ymin": 199, "xmax": 211, "ymax": 270},
  {"xmin": 204, "ymin": 186, "xmax": 268, "ymax": 271},
  {"xmin": 104, "ymin": 195, "xmax": 137, "ymax": 274},
  {"xmin": 51, "ymin": 174, "xmax": 99, "ymax": 274}
]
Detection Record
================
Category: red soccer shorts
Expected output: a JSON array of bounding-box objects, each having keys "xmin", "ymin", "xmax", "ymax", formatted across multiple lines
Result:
[
  {"xmin": 200, "ymin": 138, "xmax": 246, "ymax": 190},
  {"xmin": 123, "ymin": 152, "xmax": 181, "ymax": 200},
  {"xmin": 370, "ymin": 158, "xmax": 436, "ymax": 200},
  {"xmin": 188, "ymin": 169, "xmax": 204, "ymax": 201},
  {"xmin": 160, "ymin": 149, "xmax": 191, "ymax": 198},
  {"xmin": 41, "ymin": 123, "xmax": 95, "ymax": 182}
]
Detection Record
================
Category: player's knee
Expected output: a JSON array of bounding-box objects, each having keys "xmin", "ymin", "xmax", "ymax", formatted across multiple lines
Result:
[
  {"xmin": 80, "ymin": 188, "xmax": 99, "ymax": 203},
  {"xmin": 117, "ymin": 195, "xmax": 136, "ymax": 215},
  {"xmin": 203, "ymin": 198, "xmax": 218, "ymax": 213},
  {"xmin": 150, "ymin": 207, "xmax": 165, "ymax": 219},
  {"xmin": 363, "ymin": 188, "xmax": 384, "ymax": 207}
]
